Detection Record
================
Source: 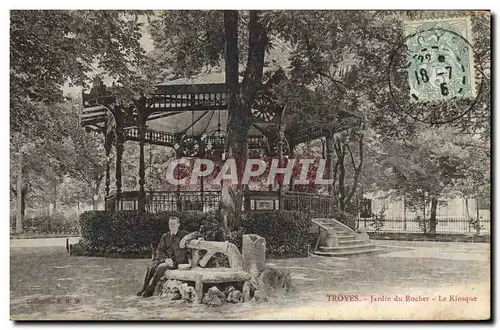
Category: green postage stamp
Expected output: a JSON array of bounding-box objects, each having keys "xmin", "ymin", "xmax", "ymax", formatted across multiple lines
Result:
[{"xmin": 404, "ymin": 16, "xmax": 477, "ymax": 103}]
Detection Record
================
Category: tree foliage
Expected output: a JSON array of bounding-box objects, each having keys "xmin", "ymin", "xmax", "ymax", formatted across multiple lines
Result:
[
  {"xmin": 377, "ymin": 125, "xmax": 490, "ymax": 233},
  {"xmin": 10, "ymin": 10, "xmax": 490, "ymax": 225},
  {"xmin": 10, "ymin": 10, "xmax": 148, "ymax": 135},
  {"xmin": 10, "ymin": 10, "xmax": 154, "ymax": 218}
]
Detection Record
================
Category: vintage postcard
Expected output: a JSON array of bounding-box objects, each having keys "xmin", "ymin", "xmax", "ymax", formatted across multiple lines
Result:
[{"xmin": 9, "ymin": 9, "xmax": 490, "ymax": 321}]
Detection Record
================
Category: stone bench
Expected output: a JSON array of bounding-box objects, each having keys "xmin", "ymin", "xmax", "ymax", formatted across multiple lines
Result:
[{"xmin": 160, "ymin": 234, "xmax": 265, "ymax": 303}]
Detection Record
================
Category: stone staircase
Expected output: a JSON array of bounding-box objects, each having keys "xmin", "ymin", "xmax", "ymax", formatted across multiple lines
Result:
[{"xmin": 311, "ymin": 218, "xmax": 378, "ymax": 257}]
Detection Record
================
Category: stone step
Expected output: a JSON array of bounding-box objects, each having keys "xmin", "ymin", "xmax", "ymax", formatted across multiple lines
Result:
[
  {"xmin": 321, "ymin": 227, "xmax": 350, "ymax": 234},
  {"xmin": 338, "ymin": 239, "xmax": 369, "ymax": 246},
  {"xmin": 337, "ymin": 235, "xmax": 356, "ymax": 240},
  {"xmin": 315, "ymin": 221, "xmax": 355, "ymax": 231},
  {"xmin": 325, "ymin": 226, "xmax": 354, "ymax": 233},
  {"xmin": 313, "ymin": 246, "xmax": 379, "ymax": 257},
  {"xmin": 318, "ymin": 243, "xmax": 375, "ymax": 251},
  {"xmin": 315, "ymin": 220, "xmax": 340, "ymax": 225}
]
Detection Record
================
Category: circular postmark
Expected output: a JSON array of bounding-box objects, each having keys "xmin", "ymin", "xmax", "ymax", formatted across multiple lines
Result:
[{"xmin": 387, "ymin": 17, "xmax": 488, "ymax": 125}]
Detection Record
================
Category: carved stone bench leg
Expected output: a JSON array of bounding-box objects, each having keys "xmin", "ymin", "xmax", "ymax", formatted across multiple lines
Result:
[
  {"xmin": 243, "ymin": 280, "xmax": 251, "ymax": 302},
  {"xmin": 195, "ymin": 275, "xmax": 203, "ymax": 304}
]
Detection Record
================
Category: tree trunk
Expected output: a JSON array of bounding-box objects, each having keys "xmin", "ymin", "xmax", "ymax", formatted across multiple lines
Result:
[
  {"xmin": 476, "ymin": 199, "xmax": 480, "ymax": 221},
  {"xmin": 277, "ymin": 131, "xmax": 285, "ymax": 208},
  {"xmin": 403, "ymin": 198, "xmax": 407, "ymax": 231},
  {"xmin": 105, "ymin": 145, "xmax": 111, "ymax": 197},
  {"xmin": 137, "ymin": 97, "xmax": 147, "ymax": 212},
  {"xmin": 325, "ymin": 135, "xmax": 334, "ymax": 213},
  {"xmin": 52, "ymin": 181, "xmax": 58, "ymax": 214},
  {"xmin": 21, "ymin": 190, "xmax": 26, "ymax": 218},
  {"xmin": 224, "ymin": 10, "xmax": 242, "ymax": 227},
  {"xmin": 465, "ymin": 198, "xmax": 470, "ymax": 233},
  {"xmin": 16, "ymin": 150, "xmax": 23, "ymax": 234},
  {"xmin": 325, "ymin": 135, "xmax": 334, "ymax": 194},
  {"xmin": 337, "ymin": 144, "xmax": 346, "ymax": 211},
  {"xmin": 224, "ymin": 9, "xmax": 242, "ymax": 168},
  {"xmin": 114, "ymin": 106, "xmax": 124, "ymax": 206},
  {"xmin": 93, "ymin": 181, "xmax": 102, "ymax": 211},
  {"xmin": 422, "ymin": 192, "xmax": 427, "ymax": 234},
  {"xmin": 11, "ymin": 184, "xmax": 28, "ymax": 218},
  {"xmin": 344, "ymin": 133, "xmax": 364, "ymax": 209},
  {"xmin": 429, "ymin": 196, "xmax": 438, "ymax": 235},
  {"xmin": 88, "ymin": 184, "xmax": 94, "ymax": 211},
  {"xmin": 288, "ymin": 143, "xmax": 295, "ymax": 191},
  {"xmin": 224, "ymin": 10, "xmax": 267, "ymax": 228}
]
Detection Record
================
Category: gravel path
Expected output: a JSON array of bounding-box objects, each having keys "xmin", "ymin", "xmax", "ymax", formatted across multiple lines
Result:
[{"xmin": 10, "ymin": 240, "xmax": 490, "ymax": 320}]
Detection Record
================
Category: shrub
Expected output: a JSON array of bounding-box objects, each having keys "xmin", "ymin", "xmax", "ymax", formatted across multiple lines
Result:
[
  {"xmin": 241, "ymin": 210, "xmax": 310, "ymax": 258},
  {"xmin": 79, "ymin": 211, "xmax": 113, "ymax": 246},
  {"xmin": 468, "ymin": 217, "xmax": 484, "ymax": 235},
  {"xmin": 227, "ymin": 228, "xmax": 245, "ymax": 250},
  {"xmin": 369, "ymin": 207, "xmax": 386, "ymax": 232},
  {"xmin": 76, "ymin": 210, "xmax": 310, "ymax": 259},
  {"xmin": 11, "ymin": 213, "xmax": 79, "ymax": 235},
  {"xmin": 416, "ymin": 215, "xmax": 431, "ymax": 234},
  {"xmin": 188, "ymin": 211, "xmax": 226, "ymax": 242},
  {"xmin": 112, "ymin": 211, "xmax": 158, "ymax": 249},
  {"xmin": 78, "ymin": 213, "xmax": 155, "ymax": 257},
  {"xmin": 76, "ymin": 210, "xmax": 226, "ymax": 257},
  {"xmin": 71, "ymin": 239, "xmax": 151, "ymax": 258},
  {"xmin": 331, "ymin": 210, "xmax": 357, "ymax": 230}
]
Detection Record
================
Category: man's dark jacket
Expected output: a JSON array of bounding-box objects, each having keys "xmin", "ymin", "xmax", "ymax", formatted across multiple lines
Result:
[{"xmin": 155, "ymin": 230, "xmax": 189, "ymax": 267}]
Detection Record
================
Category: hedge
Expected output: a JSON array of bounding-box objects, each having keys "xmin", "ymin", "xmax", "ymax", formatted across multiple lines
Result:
[
  {"xmin": 240, "ymin": 210, "xmax": 311, "ymax": 258},
  {"xmin": 80, "ymin": 211, "xmax": 113, "ymax": 246},
  {"xmin": 11, "ymin": 214, "xmax": 80, "ymax": 235},
  {"xmin": 76, "ymin": 210, "xmax": 226, "ymax": 257},
  {"xmin": 75, "ymin": 210, "xmax": 311, "ymax": 259}
]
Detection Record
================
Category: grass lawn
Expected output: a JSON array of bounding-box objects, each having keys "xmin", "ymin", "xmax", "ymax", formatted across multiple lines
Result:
[{"xmin": 10, "ymin": 241, "xmax": 490, "ymax": 320}]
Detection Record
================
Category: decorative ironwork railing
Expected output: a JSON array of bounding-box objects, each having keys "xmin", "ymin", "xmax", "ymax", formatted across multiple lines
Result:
[
  {"xmin": 282, "ymin": 191, "xmax": 334, "ymax": 216},
  {"xmin": 248, "ymin": 136, "xmax": 269, "ymax": 149},
  {"xmin": 106, "ymin": 190, "xmax": 221, "ymax": 213},
  {"xmin": 125, "ymin": 127, "xmax": 179, "ymax": 146},
  {"xmin": 147, "ymin": 92, "xmax": 227, "ymax": 111},
  {"xmin": 356, "ymin": 217, "xmax": 491, "ymax": 236},
  {"xmin": 148, "ymin": 190, "xmax": 221, "ymax": 213}
]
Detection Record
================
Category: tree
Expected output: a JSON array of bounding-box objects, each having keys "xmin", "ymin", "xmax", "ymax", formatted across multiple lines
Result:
[
  {"xmin": 157, "ymin": 11, "xmax": 268, "ymax": 173},
  {"xmin": 10, "ymin": 98, "xmax": 103, "ymax": 215},
  {"xmin": 10, "ymin": 10, "xmax": 148, "ymax": 136},
  {"xmin": 153, "ymin": 10, "xmax": 273, "ymax": 225},
  {"xmin": 64, "ymin": 127, "xmax": 107, "ymax": 210},
  {"xmin": 379, "ymin": 125, "xmax": 489, "ymax": 234},
  {"xmin": 275, "ymin": 11, "xmax": 490, "ymax": 218},
  {"xmin": 58, "ymin": 177, "xmax": 91, "ymax": 211},
  {"xmin": 269, "ymin": 11, "xmax": 395, "ymax": 212},
  {"xmin": 10, "ymin": 10, "xmax": 156, "ymax": 225}
]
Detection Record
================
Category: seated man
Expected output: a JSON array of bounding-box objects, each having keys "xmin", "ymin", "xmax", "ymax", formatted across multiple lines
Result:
[{"xmin": 137, "ymin": 216, "xmax": 188, "ymax": 297}]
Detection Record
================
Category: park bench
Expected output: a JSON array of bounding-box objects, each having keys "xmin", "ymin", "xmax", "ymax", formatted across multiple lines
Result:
[{"xmin": 160, "ymin": 234, "xmax": 266, "ymax": 303}]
